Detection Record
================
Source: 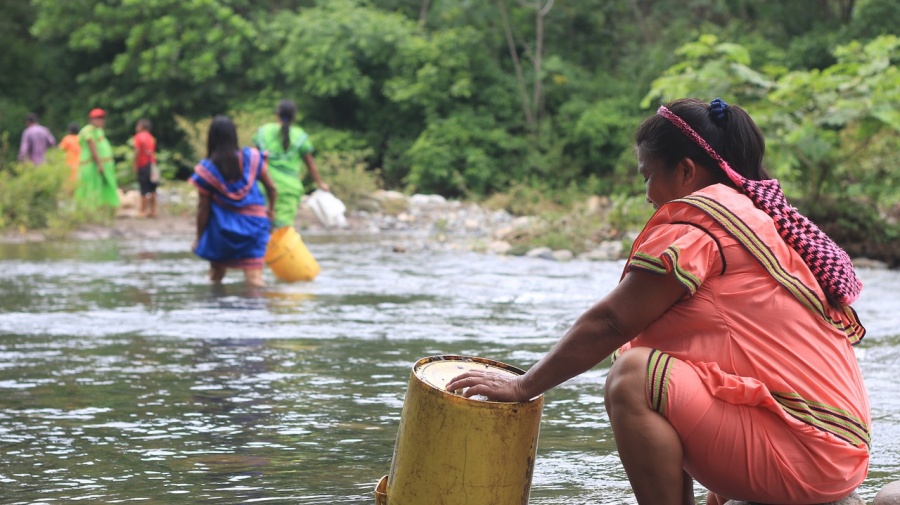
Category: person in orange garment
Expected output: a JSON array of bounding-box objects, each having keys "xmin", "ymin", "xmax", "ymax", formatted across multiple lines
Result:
[
  {"xmin": 133, "ymin": 118, "xmax": 158, "ymax": 217},
  {"xmin": 58, "ymin": 123, "xmax": 81, "ymax": 183},
  {"xmin": 448, "ymin": 98, "xmax": 869, "ymax": 505}
]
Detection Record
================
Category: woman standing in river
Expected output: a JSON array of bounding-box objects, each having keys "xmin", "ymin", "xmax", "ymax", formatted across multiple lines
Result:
[
  {"xmin": 252, "ymin": 99, "xmax": 329, "ymax": 230},
  {"xmin": 190, "ymin": 115, "xmax": 278, "ymax": 288}
]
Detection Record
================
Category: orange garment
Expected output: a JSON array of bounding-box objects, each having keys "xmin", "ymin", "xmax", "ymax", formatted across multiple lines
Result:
[
  {"xmin": 58, "ymin": 134, "xmax": 81, "ymax": 182},
  {"xmin": 616, "ymin": 184, "xmax": 869, "ymax": 503}
]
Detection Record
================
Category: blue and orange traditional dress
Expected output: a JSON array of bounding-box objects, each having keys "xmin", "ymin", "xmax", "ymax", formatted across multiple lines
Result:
[
  {"xmin": 615, "ymin": 184, "xmax": 869, "ymax": 503},
  {"xmin": 189, "ymin": 148, "xmax": 271, "ymax": 269}
]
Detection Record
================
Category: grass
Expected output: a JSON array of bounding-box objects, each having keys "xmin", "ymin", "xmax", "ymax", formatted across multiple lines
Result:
[{"xmin": 481, "ymin": 182, "xmax": 653, "ymax": 254}]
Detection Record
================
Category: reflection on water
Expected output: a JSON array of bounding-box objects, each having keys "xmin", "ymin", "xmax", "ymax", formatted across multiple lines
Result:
[{"xmin": 0, "ymin": 235, "xmax": 898, "ymax": 504}]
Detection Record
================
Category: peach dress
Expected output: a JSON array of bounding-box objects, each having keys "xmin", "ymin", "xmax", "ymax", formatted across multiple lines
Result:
[{"xmin": 615, "ymin": 184, "xmax": 869, "ymax": 503}]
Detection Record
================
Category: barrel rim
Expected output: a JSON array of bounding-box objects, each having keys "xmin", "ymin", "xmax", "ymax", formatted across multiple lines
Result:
[{"xmin": 412, "ymin": 355, "xmax": 542, "ymax": 405}]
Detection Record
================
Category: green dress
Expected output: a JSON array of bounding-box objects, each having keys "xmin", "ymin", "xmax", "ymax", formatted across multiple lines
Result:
[
  {"xmin": 252, "ymin": 123, "xmax": 314, "ymax": 228},
  {"xmin": 76, "ymin": 124, "xmax": 119, "ymax": 209}
]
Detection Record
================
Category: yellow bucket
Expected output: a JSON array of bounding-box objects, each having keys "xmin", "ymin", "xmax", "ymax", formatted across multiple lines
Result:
[
  {"xmin": 378, "ymin": 355, "xmax": 543, "ymax": 505},
  {"xmin": 264, "ymin": 226, "xmax": 320, "ymax": 282}
]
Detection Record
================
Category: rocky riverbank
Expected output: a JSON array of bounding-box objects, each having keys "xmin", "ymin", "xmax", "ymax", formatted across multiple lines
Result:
[
  {"xmin": 0, "ymin": 187, "xmax": 893, "ymax": 270},
  {"xmin": 1, "ymin": 188, "xmax": 635, "ymax": 263}
]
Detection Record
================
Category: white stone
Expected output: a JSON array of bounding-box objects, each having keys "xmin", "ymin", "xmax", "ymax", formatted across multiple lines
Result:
[
  {"xmin": 491, "ymin": 209, "xmax": 513, "ymax": 223},
  {"xmin": 583, "ymin": 240, "xmax": 624, "ymax": 261},
  {"xmin": 372, "ymin": 190, "xmax": 407, "ymax": 202},
  {"xmin": 488, "ymin": 241, "xmax": 512, "ymax": 254},
  {"xmin": 511, "ymin": 216, "xmax": 533, "ymax": 230},
  {"xmin": 525, "ymin": 247, "xmax": 554, "ymax": 260},
  {"xmin": 493, "ymin": 226, "xmax": 514, "ymax": 240},
  {"xmin": 409, "ymin": 193, "xmax": 447, "ymax": 206},
  {"xmin": 552, "ymin": 249, "xmax": 574, "ymax": 262}
]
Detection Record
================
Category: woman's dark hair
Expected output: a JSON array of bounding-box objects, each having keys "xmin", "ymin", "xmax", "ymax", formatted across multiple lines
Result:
[
  {"xmin": 137, "ymin": 118, "xmax": 152, "ymax": 132},
  {"xmin": 635, "ymin": 98, "xmax": 770, "ymax": 182},
  {"xmin": 277, "ymin": 99, "xmax": 296, "ymax": 151},
  {"xmin": 67, "ymin": 122, "xmax": 80, "ymax": 134},
  {"xmin": 207, "ymin": 115, "xmax": 241, "ymax": 181}
]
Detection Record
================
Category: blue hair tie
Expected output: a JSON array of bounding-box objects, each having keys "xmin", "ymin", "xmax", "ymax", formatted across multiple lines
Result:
[{"xmin": 709, "ymin": 97, "xmax": 728, "ymax": 126}]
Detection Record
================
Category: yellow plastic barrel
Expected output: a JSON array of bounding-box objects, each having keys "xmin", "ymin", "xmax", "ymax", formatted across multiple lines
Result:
[
  {"xmin": 378, "ymin": 355, "xmax": 543, "ymax": 505},
  {"xmin": 264, "ymin": 226, "xmax": 320, "ymax": 282}
]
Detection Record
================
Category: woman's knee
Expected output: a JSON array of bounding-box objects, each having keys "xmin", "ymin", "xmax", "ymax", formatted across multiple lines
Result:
[{"xmin": 605, "ymin": 347, "xmax": 654, "ymax": 413}]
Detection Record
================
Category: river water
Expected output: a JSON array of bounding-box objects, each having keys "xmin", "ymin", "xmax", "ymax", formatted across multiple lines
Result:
[{"xmin": 0, "ymin": 233, "xmax": 897, "ymax": 504}]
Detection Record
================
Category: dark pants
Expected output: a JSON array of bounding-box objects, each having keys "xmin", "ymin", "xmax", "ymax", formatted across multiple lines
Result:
[{"xmin": 137, "ymin": 164, "xmax": 158, "ymax": 196}]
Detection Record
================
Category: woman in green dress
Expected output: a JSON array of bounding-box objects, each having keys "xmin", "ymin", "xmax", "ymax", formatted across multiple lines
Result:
[
  {"xmin": 76, "ymin": 108, "xmax": 119, "ymax": 210},
  {"xmin": 252, "ymin": 99, "xmax": 329, "ymax": 229}
]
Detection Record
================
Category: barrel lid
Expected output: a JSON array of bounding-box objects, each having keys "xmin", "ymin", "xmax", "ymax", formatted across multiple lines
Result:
[{"xmin": 414, "ymin": 356, "xmax": 522, "ymax": 393}]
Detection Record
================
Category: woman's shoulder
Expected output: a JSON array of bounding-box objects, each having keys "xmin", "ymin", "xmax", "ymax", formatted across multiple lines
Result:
[{"xmin": 195, "ymin": 158, "xmax": 216, "ymax": 173}]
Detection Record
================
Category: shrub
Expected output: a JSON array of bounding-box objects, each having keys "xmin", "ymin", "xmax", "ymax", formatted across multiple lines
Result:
[
  {"xmin": 313, "ymin": 149, "xmax": 382, "ymax": 210},
  {"xmin": 0, "ymin": 152, "xmax": 67, "ymax": 230}
]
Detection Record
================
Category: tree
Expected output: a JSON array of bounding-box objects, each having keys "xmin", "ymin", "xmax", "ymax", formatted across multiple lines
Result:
[
  {"xmin": 496, "ymin": 0, "xmax": 556, "ymax": 135},
  {"xmin": 766, "ymin": 35, "xmax": 900, "ymax": 202},
  {"xmin": 30, "ymin": 0, "xmax": 262, "ymax": 143}
]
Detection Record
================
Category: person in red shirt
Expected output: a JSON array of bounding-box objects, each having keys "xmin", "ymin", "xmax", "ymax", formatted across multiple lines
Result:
[{"xmin": 133, "ymin": 118, "xmax": 158, "ymax": 218}]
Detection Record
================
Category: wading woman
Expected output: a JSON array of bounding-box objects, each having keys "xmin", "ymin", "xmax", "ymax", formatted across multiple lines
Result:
[
  {"xmin": 190, "ymin": 116, "xmax": 278, "ymax": 288},
  {"xmin": 252, "ymin": 99, "xmax": 329, "ymax": 230},
  {"xmin": 449, "ymin": 98, "xmax": 869, "ymax": 505}
]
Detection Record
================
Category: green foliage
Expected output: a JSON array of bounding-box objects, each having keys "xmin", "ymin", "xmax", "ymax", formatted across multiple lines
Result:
[
  {"xmin": 607, "ymin": 195, "xmax": 655, "ymax": 236},
  {"xmin": 313, "ymin": 149, "xmax": 382, "ymax": 210},
  {"xmin": 641, "ymin": 34, "xmax": 775, "ymax": 109},
  {"xmin": 566, "ymin": 97, "xmax": 640, "ymax": 183},
  {"xmin": 0, "ymin": 154, "xmax": 67, "ymax": 230},
  {"xmin": 31, "ymin": 0, "xmax": 260, "ymax": 120},
  {"xmin": 270, "ymin": 0, "xmax": 417, "ymax": 100},
  {"xmin": 765, "ymin": 35, "xmax": 900, "ymax": 202},
  {"xmin": 0, "ymin": 0, "xmax": 896, "ymax": 243},
  {"xmin": 405, "ymin": 110, "xmax": 525, "ymax": 197}
]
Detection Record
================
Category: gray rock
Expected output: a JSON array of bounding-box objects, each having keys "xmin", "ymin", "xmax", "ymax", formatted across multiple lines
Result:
[
  {"xmin": 525, "ymin": 247, "xmax": 554, "ymax": 260},
  {"xmin": 726, "ymin": 490, "xmax": 864, "ymax": 505},
  {"xmin": 582, "ymin": 240, "xmax": 624, "ymax": 261},
  {"xmin": 875, "ymin": 481, "xmax": 900, "ymax": 505},
  {"xmin": 853, "ymin": 257, "xmax": 889, "ymax": 269}
]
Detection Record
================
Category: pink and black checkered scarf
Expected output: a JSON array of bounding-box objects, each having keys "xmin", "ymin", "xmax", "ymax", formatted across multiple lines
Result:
[{"xmin": 657, "ymin": 104, "xmax": 862, "ymax": 305}]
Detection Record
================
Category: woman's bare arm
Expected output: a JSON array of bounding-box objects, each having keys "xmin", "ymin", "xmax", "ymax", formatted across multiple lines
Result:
[{"xmin": 447, "ymin": 269, "xmax": 687, "ymax": 401}]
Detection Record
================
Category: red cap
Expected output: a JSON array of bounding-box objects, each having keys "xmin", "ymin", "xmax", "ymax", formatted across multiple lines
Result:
[{"xmin": 89, "ymin": 108, "xmax": 106, "ymax": 119}]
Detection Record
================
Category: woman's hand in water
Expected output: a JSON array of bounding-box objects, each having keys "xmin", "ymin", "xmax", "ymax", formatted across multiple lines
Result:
[{"xmin": 446, "ymin": 370, "xmax": 530, "ymax": 402}]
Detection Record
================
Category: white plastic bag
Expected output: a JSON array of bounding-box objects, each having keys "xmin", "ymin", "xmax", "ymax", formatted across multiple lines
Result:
[{"xmin": 307, "ymin": 190, "xmax": 348, "ymax": 228}]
